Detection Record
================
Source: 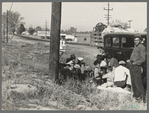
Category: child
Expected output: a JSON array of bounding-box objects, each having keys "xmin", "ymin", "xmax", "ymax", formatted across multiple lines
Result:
[
  {"xmin": 100, "ymin": 66, "xmax": 115, "ymax": 88},
  {"xmin": 92, "ymin": 60, "xmax": 102, "ymax": 86},
  {"xmin": 80, "ymin": 62, "xmax": 86, "ymax": 81}
]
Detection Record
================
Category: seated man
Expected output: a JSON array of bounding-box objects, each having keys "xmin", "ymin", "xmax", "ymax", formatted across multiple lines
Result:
[
  {"xmin": 77, "ymin": 57, "xmax": 84, "ymax": 66},
  {"xmin": 100, "ymin": 55, "xmax": 108, "ymax": 68},
  {"xmin": 66, "ymin": 54, "xmax": 76, "ymax": 63},
  {"xmin": 80, "ymin": 63, "xmax": 93, "ymax": 81},
  {"xmin": 59, "ymin": 54, "xmax": 76, "ymax": 80},
  {"xmin": 114, "ymin": 61, "xmax": 131, "ymax": 90},
  {"xmin": 95, "ymin": 54, "xmax": 102, "ymax": 64},
  {"xmin": 100, "ymin": 66, "xmax": 115, "ymax": 88}
]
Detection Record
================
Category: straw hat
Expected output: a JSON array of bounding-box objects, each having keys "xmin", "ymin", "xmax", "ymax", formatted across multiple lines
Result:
[{"xmin": 78, "ymin": 57, "xmax": 83, "ymax": 61}]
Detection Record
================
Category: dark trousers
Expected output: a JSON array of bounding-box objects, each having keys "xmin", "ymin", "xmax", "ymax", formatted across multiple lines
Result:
[
  {"xmin": 92, "ymin": 78, "xmax": 102, "ymax": 86},
  {"xmin": 129, "ymin": 64, "xmax": 145, "ymax": 99},
  {"xmin": 114, "ymin": 81, "xmax": 126, "ymax": 88},
  {"xmin": 61, "ymin": 68, "xmax": 71, "ymax": 80}
]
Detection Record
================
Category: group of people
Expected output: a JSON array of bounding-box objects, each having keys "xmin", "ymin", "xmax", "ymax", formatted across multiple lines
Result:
[
  {"xmin": 59, "ymin": 34, "xmax": 146, "ymax": 103},
  {"xmin": 59, "ymin": 54, "xmax": 92, "ymax": 82},
  {"xmin": 92, "ymin": 54, "xmax": 131, "ymax": 89},
  {"xmin": 92, "ymin": 34, "xmax": 146, "ymax": 103}
]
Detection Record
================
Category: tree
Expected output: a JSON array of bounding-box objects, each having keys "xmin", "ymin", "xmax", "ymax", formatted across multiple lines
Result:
[
  {"xmin": 17, "ymin": 24, "xmax": 25, "ymax": 34},
  {"xmin": 35, "ymin": 26, "xmax": 42, "ymax": 32},
  {"xmin": 109, "ymin": 19, "xmax": 129, "ymax": 29},
  {"xmin": 61, "ymin": 27, "xmax": 77, "ymax": 35},
  {"xmin": 28, "ymin": 27, "xmax": 35, "ymax": 35},
  {"xmin": 2, "ymin": 11, "xmax": 25, "ymax": 34},
  {"xmin": 60, "ymin": 29, "xmax": 65, "ymax": 34},
  {"xmin": 68, "ymin": 27, "xmax": 77, "ymax": 35}
]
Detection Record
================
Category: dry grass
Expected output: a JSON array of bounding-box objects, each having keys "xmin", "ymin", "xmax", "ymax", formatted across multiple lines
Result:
[{"xmin": 2, "ymin": 41, "xmax": 147, "ymax": 110}]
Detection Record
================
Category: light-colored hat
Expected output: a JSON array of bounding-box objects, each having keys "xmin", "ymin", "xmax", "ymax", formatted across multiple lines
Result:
[
  {"xmin": 74, "ymin": 64, "xmax": 80, "ymax": 69},
  {"xmin": 78, "ymin": 57, "xmax": 83, "ymax": 61},
  {"xmin": 119, "ymin": 60, "xmax": 126, "ymax": 65}
]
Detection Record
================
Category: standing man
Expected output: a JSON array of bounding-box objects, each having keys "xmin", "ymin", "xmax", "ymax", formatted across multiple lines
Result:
[{"xmin": 129, "ymin": 34, "xmax": 146, "ymax": 102}]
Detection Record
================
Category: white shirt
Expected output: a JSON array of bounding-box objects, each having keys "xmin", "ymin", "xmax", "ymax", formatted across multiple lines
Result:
[
  {"xmin": 94, "ymin": 67, "xmax": 101, "ymax": 78},
  {"xmin": 114, "ymin": 65, "xmax": 131, "ymax": 85},
  {"xmin": 100, "ymin": 60, "xmax": 107, "ymax": 67},
  {"xmin": 60, "ymin": 39, "xmax": 66, "ymax": 46}
]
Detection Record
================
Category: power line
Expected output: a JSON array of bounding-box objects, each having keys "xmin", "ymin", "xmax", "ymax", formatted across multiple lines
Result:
[
  {"xmin": 9, "ymin": 2, "xmax": 13, "ymax": 11},
  {"xmin": 6, "ymin": 10, "xmax": 8, "ymax": 43}
]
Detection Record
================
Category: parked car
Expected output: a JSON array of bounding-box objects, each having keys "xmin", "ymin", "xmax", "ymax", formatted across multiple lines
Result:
[
  {"xmin": 103, "ymin": 32, "xmax": 146, "ymax": 61},
  {"xmin": 103, "ymin": 32, "xmax": 147, "ymax": 90}
]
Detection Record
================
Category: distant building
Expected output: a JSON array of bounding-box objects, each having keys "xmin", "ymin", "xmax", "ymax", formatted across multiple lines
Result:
[
  {"xmin": 37, "ymin": 31, "xmax": 50, "ymax": 37},
  {"xmin": 22, "ymin": 31, "xmax": 30, "ymax": 35}
]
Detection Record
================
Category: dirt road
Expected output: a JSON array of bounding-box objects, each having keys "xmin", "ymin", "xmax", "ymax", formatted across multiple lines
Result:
[
  {"xmin": 11, "ymin": 35, "xmax": 101, "ymax": 66},
  {"xmin": 11, "ymin": 35, "xmax": 50, "ymax": 45}
]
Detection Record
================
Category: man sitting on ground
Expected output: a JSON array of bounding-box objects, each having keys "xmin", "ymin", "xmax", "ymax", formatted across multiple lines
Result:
[
  {"xmin": 113, "ymin": 61, "xmax": 131, "ymax": 90},
  {"xmin": 96, "ymin": 54, "xmax": 102, "ymax": 64},
  {"xmin": 66, "ymin": 54, "xmax": 76, "ymax": 63},
  {"xmin": 100, "ymin": 66, "xmax": 115, "ymax": 88}
]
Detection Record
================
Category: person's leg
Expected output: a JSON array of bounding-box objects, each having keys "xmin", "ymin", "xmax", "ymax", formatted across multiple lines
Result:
[
  {"xmin": 97, "ymin": 79, "xmax": 102, "ymax": 86},
  {"xmin": 100, "ymin": 83, "xmax": 108, "ymax": 88},
  {"xmin": 107, "ymin": 82, "xmax": 114, "ymax": 87},
  {"xmin": 92, "ymin": 78, "xmax": 98, "ymax": 87},
  {"xmin": 133, "ymin": 65, "xmax": 146, "ymax": 102},
  {"xmin": 129, "ymin": 64, "xmax": 137, "ymax": 97}
]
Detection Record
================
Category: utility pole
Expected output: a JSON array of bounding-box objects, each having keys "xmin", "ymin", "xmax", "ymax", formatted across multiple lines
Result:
[
  {"xmin": 104, "ymin": 3, "xmax": 113, "ymax": 25},
  {"xmin": 3, "ymin": 24, "xmax": 5, "ymax": 42},
  {"xmin": 45, "ymin": 20, "xmax": 49, "ymax": 39},
  {"xmin": 49, "ymin": 2, "xmax": 62, "ymax": 82},
  {"xmin": 6, "ymin": 10, "xmax": 9, "ymax": 43},
  {"xmin": 128, "ymin": 20, "xmax": 132, "ymax": 28}
]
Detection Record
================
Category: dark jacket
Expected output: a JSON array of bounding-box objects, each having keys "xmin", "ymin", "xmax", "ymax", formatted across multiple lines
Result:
[
  {"xmin": 130, "ymin": 44, "xmax": 146, "ymax": 65},
  {"xmin": 110, "ymin": 58, "xmax": 119, "ymax": 68}
]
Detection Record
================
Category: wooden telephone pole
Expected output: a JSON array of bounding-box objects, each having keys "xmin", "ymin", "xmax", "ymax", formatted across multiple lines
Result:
[
  {"xmin": 128, "ymin": 20, "xmax": 132, "ymax": 28},
  {"xmin": 6, "ymin": 10, "xmax": 9, "ymax": 43},
  {"xmin": 104, "ymin": 3, "xmax": 113, "ymax": 25},
  {"xmin": 45, "ymin": 20, "xmax": 49, "ymax": 39},
  {"xmin": 49, "ymin": 2, "xmax": 62, "ymax": 82}
]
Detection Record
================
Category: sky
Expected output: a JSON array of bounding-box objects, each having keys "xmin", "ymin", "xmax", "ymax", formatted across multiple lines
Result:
[{"xmin": 2, "ymin": 2, "xmax": 147, "ymax": 32}]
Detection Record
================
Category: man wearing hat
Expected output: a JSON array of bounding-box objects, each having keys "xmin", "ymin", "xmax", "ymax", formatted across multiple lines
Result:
[{"xmin": 129, "ymin": 34, "xmax": 146, "ymax": 102}]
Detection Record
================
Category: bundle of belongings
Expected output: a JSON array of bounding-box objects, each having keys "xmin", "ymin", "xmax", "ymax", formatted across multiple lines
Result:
[{"xmin": 91, "ymin": 53, "xmax": 132, "ymax": 92}]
